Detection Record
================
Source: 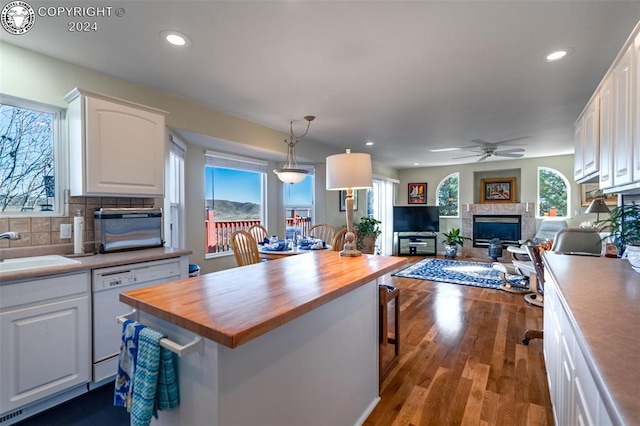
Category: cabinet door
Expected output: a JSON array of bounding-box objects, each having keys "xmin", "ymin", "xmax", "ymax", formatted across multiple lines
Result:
[
  {"xmin": 599, "ymin": 75, "xmax": 614, "ymax": 189},
  {"xmin": 574, "ymin": 119, "xmax": 584, "ymax": 180},
  {"xmin": 582, "ymin": 99, "xmax": 599, "ymax": 177},
  {"xmin": 0, "ymin": 296, "xmax": 90, "ymax": 413},
  {"xmin": 633, "ymin": 32, "xmax": 640, "ymax": 182},
  {"xmin": 85, "ymin": 96, "xmax": 165, "ymax": 196},
  {"xmin": 613, "ymin": 45, "xmax": 633, "ymax": 187}
]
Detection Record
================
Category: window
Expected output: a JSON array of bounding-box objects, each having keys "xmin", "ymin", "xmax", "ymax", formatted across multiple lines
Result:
[
  {"xmin": 0, "ymin": 96, "xmax": 63, "ymax": 215},
  {"xmin": 205, "ymin": 151, "xmax": 267, "ymax": 256},
  {"xmin": 283, "ymin": 171, "xmax": 314, "ymax": 239},
  {"xmin": 165, "ymin": 134, "xmax": 185, "ymax": 248},
  {"xmin": 436, "ymin": 173, "xmax": 459, "ymax": 217},
  {"xmin": 538, "ymin": 167, "xmax": 570, "ymax": 218}
]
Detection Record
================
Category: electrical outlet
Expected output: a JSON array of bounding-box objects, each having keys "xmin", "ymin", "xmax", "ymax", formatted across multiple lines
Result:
[{"xmin": 60, "ymin": 223, "xmax": 72, "ymax": 239}]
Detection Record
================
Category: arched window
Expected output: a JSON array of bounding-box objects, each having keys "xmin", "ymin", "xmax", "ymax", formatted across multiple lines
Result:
[
  {"xmin": 436, "ymin": 173, "xmax": 459, "ymax": 217},
  {"xmin": 537, "ymin": 167, "xmax": 570, "ymax": 218}
]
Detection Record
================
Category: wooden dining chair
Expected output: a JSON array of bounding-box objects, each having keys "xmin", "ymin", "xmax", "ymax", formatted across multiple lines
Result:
[
  {"xmin": 248, "ymin": 224, "xmax": 269, "ymax": 244},
  {"xmin": 231, "ymin": 230, "xmax": 261, "ymax": 267},
  {"xmin": 308, "ymin": 223, "xmax": 335, "ymax": 245}
]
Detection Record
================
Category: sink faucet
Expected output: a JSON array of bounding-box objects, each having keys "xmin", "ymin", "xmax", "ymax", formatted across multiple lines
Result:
[
  {"xmin": 0, "ymin": 232, "xmax": 20, "ymax": 263},
  {"xmin": 0, "ymin": 232, "xmax": 20, "ymax": 241}
]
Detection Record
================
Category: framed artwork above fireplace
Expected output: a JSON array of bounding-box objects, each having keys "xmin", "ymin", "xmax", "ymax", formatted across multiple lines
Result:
[{"xmin": 480, "ymin": 177, "xmax": 516, "ymax": 203}]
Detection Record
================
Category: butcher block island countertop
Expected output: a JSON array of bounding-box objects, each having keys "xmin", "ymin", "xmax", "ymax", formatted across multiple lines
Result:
[
  {"xmin": 120, "ymin": 250, "xmax": 407, "ymax": 348},
  {"xmin": 119, "ymin": 250, "xmax": 407, "ymax": 426},
  {"xmin": 543, "ymin": 252, "xmax": 640, "ymax": 425}
]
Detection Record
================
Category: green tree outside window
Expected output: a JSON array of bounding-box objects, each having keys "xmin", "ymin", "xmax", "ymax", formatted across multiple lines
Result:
[
  {"xmin": 437, "ymin": 173, "xmax": 459, "ymax": 217},
  {"xmin": 538, "ymin": 168, "xmax": 569, "ymax": 217}
]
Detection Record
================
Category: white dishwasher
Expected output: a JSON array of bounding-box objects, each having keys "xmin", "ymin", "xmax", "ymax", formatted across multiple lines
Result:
[{"xmin": 91, "ymin": 257, "xmax": 185, "ymax": 385}]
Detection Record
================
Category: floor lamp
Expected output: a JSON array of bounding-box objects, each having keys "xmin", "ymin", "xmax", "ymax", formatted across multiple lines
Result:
[{"xmin": 326, "ymin": 149, "xmax": 373, "ymax": 256}]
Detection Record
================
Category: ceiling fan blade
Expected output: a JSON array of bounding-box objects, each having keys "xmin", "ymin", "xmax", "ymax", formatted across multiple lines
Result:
[
  {"xmin": 495, "ymin": 152, "xmax": 524, "ymax": 158},
  {"xmin": 493, "ymin": 136, "xmax": 530, "ymax": 145},
  {"xmin": 476, "ymin": 154, "xmax": 490, "ymax": 162},
  {"xmin": 453, "ymin": 153, "xmax": 483, "ymax": 159},
  {"xmin": 495, "ymin": 148, "xmax": 525, "ymax": 154}
]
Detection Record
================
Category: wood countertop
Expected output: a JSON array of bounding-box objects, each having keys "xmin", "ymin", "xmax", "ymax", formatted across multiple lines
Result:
[
  {"xmin": 120, "ymin": 251, "xmax": 407, "ymax": 349},
  {"xmin": 543, "ymin": 253, "xmax": 640, "ymax": 424}
]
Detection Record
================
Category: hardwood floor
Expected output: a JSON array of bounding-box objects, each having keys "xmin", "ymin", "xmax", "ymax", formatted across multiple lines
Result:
[{"xmin": 365, "ymin": 256, "xmax": 554, "ymax": 426}]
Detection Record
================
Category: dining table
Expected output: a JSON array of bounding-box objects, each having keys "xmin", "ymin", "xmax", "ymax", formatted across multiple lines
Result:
[{"xmin": 258, "ymin": 245, "xmax": 331, "ymax": 260}]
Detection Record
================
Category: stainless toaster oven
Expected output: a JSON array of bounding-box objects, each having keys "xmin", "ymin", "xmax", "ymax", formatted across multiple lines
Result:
[{"xmin": 94, "ymin": 208, "xmax": 163, "ymax": 253}]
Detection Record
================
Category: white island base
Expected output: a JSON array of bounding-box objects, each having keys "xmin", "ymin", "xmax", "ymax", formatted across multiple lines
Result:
[{"xmin": 137, "ymin": 280, "xmax": 380, "ymax": 426}]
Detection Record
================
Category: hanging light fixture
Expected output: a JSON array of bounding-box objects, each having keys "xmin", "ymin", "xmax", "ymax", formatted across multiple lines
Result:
[{"xmin": 273, "ymin": 115, "xmax": 315, "ymax": 184}]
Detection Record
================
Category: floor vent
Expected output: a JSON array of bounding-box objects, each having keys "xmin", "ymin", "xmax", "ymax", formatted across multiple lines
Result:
[{"xmin": 0, "ymin": 409, "xmax": 23, "ymax": 423}]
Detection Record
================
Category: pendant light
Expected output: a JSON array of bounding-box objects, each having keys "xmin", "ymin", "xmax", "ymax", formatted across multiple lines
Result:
[{"xmin": 273, "ymin": 115, "xmax": 315, "ymax": 184}]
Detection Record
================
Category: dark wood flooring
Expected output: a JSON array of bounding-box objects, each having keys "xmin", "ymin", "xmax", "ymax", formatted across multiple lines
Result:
[{"xmin": 365, "ymin": 255, "xmax": 553, "ymax": 426}]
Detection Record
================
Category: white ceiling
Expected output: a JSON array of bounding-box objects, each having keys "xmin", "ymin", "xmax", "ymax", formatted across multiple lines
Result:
[{"xmin": 3, "ymin": 1, "xmax": 639, "ymax": 168}]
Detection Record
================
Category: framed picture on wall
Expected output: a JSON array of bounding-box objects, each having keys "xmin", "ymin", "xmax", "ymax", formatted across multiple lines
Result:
[
  {"xmin": 408, "ymin": 183, "xmax": 427, "ymax": 204},
  {"xmin": 480, "ymin": 177, "xmax": 516, "ymax": 203},
  {"xmin": 339, "ymin": 190, "xmax": 358, "ymax": 211},
  {"xmin": 580, "ymin": 183, "xmax": 617, "ymax": 206}
]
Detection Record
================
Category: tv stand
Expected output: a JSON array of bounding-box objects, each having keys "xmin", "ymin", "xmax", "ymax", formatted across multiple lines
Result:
[{"xmin": 396, "ymin": 233, "xmax": 437, "ymax": 256}]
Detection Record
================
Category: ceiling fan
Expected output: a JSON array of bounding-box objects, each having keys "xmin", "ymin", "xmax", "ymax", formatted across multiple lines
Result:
[{"xmin": 453, "ymin": 137, "xmax": 528, "ymax": 162}]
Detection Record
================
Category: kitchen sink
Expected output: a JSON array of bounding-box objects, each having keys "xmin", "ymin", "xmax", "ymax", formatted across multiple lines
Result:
[{"xmin": 0, "ymin": 255, "xmax": 81, "ymax": 274}]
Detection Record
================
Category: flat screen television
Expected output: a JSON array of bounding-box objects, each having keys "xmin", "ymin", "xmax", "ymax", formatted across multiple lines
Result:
[{"xmin": 393, "ymin": 206, "xmax": 440, "ymax": 232}]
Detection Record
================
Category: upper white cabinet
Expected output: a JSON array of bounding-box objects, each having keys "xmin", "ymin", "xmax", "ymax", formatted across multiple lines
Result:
[
  {"xmin": 633, "ymin": 31, "xmax": 640, "ymax": 182},
  {"xmin": 65, "ymin": 88, "xmax": 167, "ymax": 197},
  {"xmin": 574, "ymin": 97, "xmax": 599, "ymax": 182},
  {"xmin": 599, "ymin": 75, "xmax": 614, "ymax": 189},
  {"xmin": 612, "ymin": 44, "xmax": 633, "ymax": 187}
]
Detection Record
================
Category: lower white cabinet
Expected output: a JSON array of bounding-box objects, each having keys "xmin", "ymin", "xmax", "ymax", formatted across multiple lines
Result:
[
  {"xmin": 0, "ymin": 272, "xmax": 91, "ymax": 416},
  {"xmin": 543, "ymin": 274, "xmax": 613, "ymax": 426}
]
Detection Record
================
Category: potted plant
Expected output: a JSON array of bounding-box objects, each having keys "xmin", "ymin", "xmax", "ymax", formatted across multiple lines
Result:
[
  {"xmin": 596, "ymin": 202, "xmax": 640, "ymax": 272},
  {"xmin": 441, "ymin": 228, "xmax": 470, "ymax": 258},
  {"xmin": 355, "ymin": 216, "xmax": 382, "ymax": 254}
]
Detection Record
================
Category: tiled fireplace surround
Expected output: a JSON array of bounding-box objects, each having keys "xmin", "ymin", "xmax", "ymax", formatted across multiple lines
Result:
[
  {"xmin": 0, "ymin": 196, "xmax": 156, "ymax": 259},
  {"xmin": 461, "ymin": 203, "xmax": 535, "ymax": 260}
]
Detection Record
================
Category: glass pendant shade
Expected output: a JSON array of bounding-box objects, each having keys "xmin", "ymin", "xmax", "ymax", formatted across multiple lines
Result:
[{"xmin": 273, "ymin": 116, "xmax": 314, "ymax": 184}]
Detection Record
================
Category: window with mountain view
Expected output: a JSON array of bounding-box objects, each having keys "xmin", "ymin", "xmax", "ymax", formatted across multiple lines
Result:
[
  {"xmin": 205, "ymin": 152, "xmax": 266, "ymax": 255},
  {"xmin": 0, "ymin": 97, "xmax": 62, "ymax": 215},
  {"xmin": 283, "ymin": 172, "xmax": 314, "ymax": 239},
  {"xmin": 436, "ymin": 173, "xmax": 459, "ymax": 217},
  {"xmin": 538, "ymin": 167, "xmax": 570, "ymax": 218}
]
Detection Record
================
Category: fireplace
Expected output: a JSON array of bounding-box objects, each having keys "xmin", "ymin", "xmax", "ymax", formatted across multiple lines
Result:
[{"xmin": 472, "ymin": 215, "xmax": 521, "ymax": 247}]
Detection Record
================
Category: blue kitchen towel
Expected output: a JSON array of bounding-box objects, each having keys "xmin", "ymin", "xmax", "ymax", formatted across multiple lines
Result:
[
  {"xmin": 114, "ymin": 319, "xmax": 146, "ymax": 411},
  {"xmin": 156, "ymin": 347, "xmax": 180, "ymax": 411},
  {"xmin": 131, "ymin": 327, "xmax": 180, "ymax": 425}
]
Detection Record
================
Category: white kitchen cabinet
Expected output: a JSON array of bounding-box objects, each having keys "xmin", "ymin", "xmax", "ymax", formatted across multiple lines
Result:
[
  {"xmin": 633, "ymin": 31, "xmax": 640, "ymax": 182},
  {"xmin": 599, "ymin": 75, "xmax": 614, "ymax": 189},
  {"xmin": 612, "ymin": 44, "xmax": 633, "ymax": 188},
  {"xmin": 65, "ymin": 88, "xmax": 167, "ymax": 197},
  {"xmin": 574, "ymin": 97, "xmax": 599, "ymax": 182},
  {"xmin": 543, "ymin": 273, "xmax": 614, "ymax": 426},
  {"xmin": 0, "ymin": 272, "xmax": 91, "ymax": 417}
]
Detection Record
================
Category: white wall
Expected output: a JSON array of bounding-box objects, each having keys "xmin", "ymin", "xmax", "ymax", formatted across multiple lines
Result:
[
  {"xmin": 0, "ymin": 42, "xmax": 398, "ymax": 273},
  {"xmin": 397, "ymin": 154, "xmax": 600, "ymax": 234}
]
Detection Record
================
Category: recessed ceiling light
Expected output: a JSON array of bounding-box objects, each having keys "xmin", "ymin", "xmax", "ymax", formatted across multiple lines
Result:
[
  {"xmin": 413, "ymin": 162, "xmax": 419, "ymax": 166},
  {"xmin": 160, "ymin": 30, "xmax": 192, "ymax": 47},
  {"xmin": 545, "ymin": 48, "xmax": 573, "ymax": 62},
  {"xmin": 429, "ymin": 147, "xmax": 461, "ymax": 152},
  {"xmin": 365, "ymin": 141, "xmax": 374, "ymax": 146}
]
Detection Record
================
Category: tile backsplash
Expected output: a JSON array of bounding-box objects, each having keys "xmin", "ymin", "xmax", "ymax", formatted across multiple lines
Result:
[{"xmin": 0, "ymin": 196, "xmax": 156, "ymax": 253}]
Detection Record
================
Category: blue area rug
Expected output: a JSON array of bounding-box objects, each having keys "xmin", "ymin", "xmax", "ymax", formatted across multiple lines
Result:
[{"xmin": 392, "ymin": 258, "xmax": 525, "ymax": 289}]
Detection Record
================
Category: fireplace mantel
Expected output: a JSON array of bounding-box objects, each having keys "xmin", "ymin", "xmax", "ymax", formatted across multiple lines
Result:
[{"xmin": 461, "ymin": 203, "xmax": 535, "ymax": 259}]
